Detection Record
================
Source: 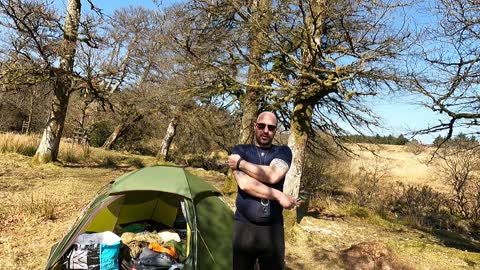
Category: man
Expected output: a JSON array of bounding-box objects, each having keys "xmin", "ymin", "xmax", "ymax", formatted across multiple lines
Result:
[{"xmin": 227, "ymin": 111, "xmax": 296, "ymax": 270}]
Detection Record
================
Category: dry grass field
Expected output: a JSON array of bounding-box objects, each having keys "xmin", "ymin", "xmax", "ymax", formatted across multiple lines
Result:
[
  {"xmin": 347, "ymin": 143, "xmax": 447, "ymax": 191},
  {"xmin": 0, "ymin": 134, "xmax": 479, "ymax": 269}
]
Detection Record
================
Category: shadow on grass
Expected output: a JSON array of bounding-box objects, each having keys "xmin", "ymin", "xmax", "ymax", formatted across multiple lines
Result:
[
  {"xmin": 432, "ymin": 229, "xmax": 480, "ymax": 253},
  {"xmin": 286, "ymin": 247, "xmax": 342, "ymax": 270},
  {"xmin": 59, "ymin": 156, "xmax": 144, "ymax": 170},
  {"xmin": 297, "ymin": 204, "xmax": 345, "ymax": 223},
  {"xmin": 59, "ymin": 162, "xmax": 121, "ymax": 169}
]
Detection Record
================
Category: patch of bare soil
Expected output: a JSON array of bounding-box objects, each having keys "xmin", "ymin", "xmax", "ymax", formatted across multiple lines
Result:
[{"xmin": 340, "ymin": 241, "xmax": 413, "ymax": 270}]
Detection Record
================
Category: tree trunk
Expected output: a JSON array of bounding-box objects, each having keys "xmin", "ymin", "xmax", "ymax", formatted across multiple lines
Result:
[
  {"xmin": 32, "ymin": 84, "xmax": 70, "ymax": 164},
  {"xmin": 26, "ymin": 90, "xmax": 34, "ymax": 134},
  {"xmin": 239, "ymin": 91, "xmax": 258, "ymax": 144},
  {"xmin": 226, "ymin": 45, "xmax": 262, "ymax": 193},
  {"xmin": 156, "ymin": 116, "xmax": 178, "ymax": 161},
  {"xmin": 283, "ymin": 98, "xmax": 314, "ymax": 229},
  {"xmin": 283, "ymin": 0, "xmax": 326, "ymax": 228},
  {"xmin": 224, "ymin": 0, "xmax": 272, "ymax": 194},
  {"xmin": 101, "ymin": 114, "xmax": 143, "ymax": 150},
  {"xmin": 101, "ymin": 123, "xmax": 126, "ymax": 150},
  {"xmin": 238, "ymin": 0, "xmax": 272, "ymax": 144},
  {"xmin": 284, "ymin": 100, "xmax": 315, "ymax": 197},
  {"xmin": 32, "ymin": 0, "xmax": 80, "ymax": 164}
]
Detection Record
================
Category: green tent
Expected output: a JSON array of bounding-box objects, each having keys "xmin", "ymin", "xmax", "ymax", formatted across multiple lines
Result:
[{"xmin": 44, "ymin": 166, "xmax": 233, "ymax": 270}]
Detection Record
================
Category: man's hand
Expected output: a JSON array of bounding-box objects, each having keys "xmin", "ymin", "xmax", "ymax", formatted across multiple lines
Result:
[
  {"xmin": 277, "ymin": 193, "xmax": 296, "ymax": 209},
  {"xmin": 228, "ymin": 154, "xmax": 241, "ymax": 170}
]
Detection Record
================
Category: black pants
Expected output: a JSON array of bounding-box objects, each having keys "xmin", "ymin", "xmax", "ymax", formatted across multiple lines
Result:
[{"xmin": 233, "ymin": 220, "xmax": 285, "ymax": 270}]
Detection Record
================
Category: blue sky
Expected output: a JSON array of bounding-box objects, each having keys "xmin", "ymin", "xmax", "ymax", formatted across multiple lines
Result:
[
  {"xmin": 72, "ymin": 0, "xmax": 449, "ymax": 144},
  {"xmin": 370, "ymin": 96, "xmax": 442, "ymax": 143},
  {"xmin": 54, "ymin": 0, "xmax": 159, "ymax": 15},
  {"xmin": 96, "ymin": 0, "xmax": 158, "ymax": 12}
]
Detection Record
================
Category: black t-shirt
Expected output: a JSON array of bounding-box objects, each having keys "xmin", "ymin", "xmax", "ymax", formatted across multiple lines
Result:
[{"xmin": 232, "ymin": 144, "xmax": 292, "ymax": 225}]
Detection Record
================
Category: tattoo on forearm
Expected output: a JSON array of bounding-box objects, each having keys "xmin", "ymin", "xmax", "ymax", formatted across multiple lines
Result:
[{"xmin": 271, "ymin": 158, "xmax": 289, "ymax": 172}]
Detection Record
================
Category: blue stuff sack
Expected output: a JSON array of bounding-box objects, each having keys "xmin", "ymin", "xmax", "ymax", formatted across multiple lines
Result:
[{"xmin": 99, "ymin": 231, "xmax": 121, "ymax": 270}]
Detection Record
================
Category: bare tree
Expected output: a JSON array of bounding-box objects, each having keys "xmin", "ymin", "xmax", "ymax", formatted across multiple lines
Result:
[
  {"xmin": 33, "ymin": 0, "xmax": 81, "ymax": 163},
  {"xmin": 407, "ymin": 0, "xmax": 480, "ymax": 142},
  {"xmin": 93, "ymin": 6, "xmax": 173, "ymax": 150},
  {"xmin": 0, "ymin": 0, "xmax": 108, "ymax": 163}
]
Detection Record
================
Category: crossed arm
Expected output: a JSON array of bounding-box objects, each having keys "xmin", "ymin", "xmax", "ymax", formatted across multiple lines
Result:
[
  {"xmin": 228, "ymin": 154, "xmax": 290, "ymax": 184},
  {"xmin": 228, "ymin": 154, "xmax": 295, "ymax": 209}
]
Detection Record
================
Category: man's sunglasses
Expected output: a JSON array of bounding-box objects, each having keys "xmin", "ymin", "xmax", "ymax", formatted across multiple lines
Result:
[{"xmin": 256, "ymin": 123, "xmax": 277, "ymax": 132}]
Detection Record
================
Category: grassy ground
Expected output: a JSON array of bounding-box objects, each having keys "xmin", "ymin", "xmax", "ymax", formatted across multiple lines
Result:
[
  {"xmin": 286, "ymin": 214, "xmax": 480, "ymax": 269},
  {"xmin": 0, "ymin": 143, "xmax": 480, "ymax": 269}
]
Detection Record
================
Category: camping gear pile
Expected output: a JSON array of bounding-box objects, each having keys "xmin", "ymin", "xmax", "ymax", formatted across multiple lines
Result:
[
  {"xmin": 44, "ymin": 166, "xmax": 233, "ymax": 270},
  {"xmin": 63, "ymin": 221, "xmax": 188, "ymax": 269},
  {"xmin": 116, "ymin": 219, "xmax": 188, "ymax": 269}
]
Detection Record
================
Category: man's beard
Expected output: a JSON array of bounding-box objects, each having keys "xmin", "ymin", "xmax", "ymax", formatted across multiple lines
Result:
[{"xmin": 255, "ymin": 134, "xmax": 272, "ymax": 146}]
